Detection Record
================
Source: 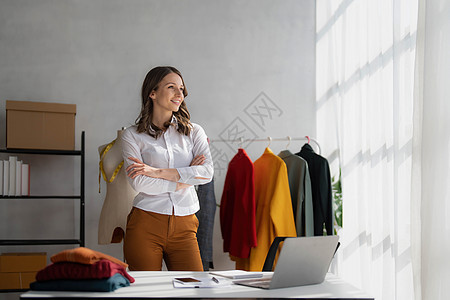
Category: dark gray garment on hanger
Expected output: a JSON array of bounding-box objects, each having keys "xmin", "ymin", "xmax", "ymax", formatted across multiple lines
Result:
[
  {"xmin": 278, "ymin": 150, "xmax": 314, "ymax": 237},
  {"xmin": 296, "ymin": 144, "xmax": 334, "ymax": 236},
  {"xmin": 195, "ymin": 178, "xmax": 216, "ymax": 270}
]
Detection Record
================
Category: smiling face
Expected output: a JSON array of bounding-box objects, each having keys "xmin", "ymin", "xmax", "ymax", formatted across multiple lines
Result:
[{"xmin": 149, "ymin": 72, "xmax": 185, "ymax": 118}]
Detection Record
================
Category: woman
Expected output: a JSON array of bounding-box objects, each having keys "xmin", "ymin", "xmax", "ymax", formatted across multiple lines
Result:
[{"xmin": 121, "ymin": 66, "xmax": 214, "ymax": 271}]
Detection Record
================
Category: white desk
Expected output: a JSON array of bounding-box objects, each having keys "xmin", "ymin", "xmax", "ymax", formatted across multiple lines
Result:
[{"xmin": 20, "ymin": 271, "xmax": 373, "ymax": 299}]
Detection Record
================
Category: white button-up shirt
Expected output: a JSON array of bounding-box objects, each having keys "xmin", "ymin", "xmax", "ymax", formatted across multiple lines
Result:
[{"xmin": 121, "ymin": 120, "xmax": 214, "ymax": 216}]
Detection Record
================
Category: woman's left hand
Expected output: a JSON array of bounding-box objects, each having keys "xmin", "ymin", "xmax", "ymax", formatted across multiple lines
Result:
[
  {"xmin": 126, "ymin": 157, "xmax": 160, "ymax": 179},
  {"xmin": 190, "ymin": 154, "xmax": 205, "ymax": 166}
]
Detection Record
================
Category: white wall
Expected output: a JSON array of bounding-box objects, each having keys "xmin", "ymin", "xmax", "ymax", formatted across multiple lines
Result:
[{"xmin": 0, "ymin": 0, "xmax": 315, "ymax": 275}]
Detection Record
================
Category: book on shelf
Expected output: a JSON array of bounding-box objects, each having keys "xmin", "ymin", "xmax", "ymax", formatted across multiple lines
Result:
[
  {"xmin": 15, "ymin": 160, "xmax": 22, "ymax": 196},
  {"xmin": 21, "ymin": 163, "xmax": 30, "ymax": 196},
  {"xmin": 3, "ymin": 160, "xmax": 9, "ymax": 196},
  {"xmin": 8, "ymin": 156, "xmax": 17, "ymax": 196}
]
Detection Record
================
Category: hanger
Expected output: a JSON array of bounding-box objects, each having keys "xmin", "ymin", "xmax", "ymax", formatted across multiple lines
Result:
[
  {"xmin": 267, "ymin": 137, "xmax": 272, "ymax": 148},
  {"xmin": 305, "ymin": 135, "xmax": 310, "ymax": 144},
  {"xmin": 285, "ymin": 136, "xmax": 291, "ymax": 149},
  {"xmin": 238, "ymin": 137, "xmax": 244, "ymax": 149}
]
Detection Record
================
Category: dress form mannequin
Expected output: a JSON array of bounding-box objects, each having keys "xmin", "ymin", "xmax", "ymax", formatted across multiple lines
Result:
[{"xmin": 98, "ymin": 129, "xmax": 137, "ymax": 244}]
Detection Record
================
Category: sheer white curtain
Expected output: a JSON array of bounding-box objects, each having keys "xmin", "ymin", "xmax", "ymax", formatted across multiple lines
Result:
[
  {"xmin": 316, "ymin": 0, "xmax": 418, "ymax": 299},
  {"xmin": 412, "ymin": 0, "xmax": 450, "ymax": 299}
]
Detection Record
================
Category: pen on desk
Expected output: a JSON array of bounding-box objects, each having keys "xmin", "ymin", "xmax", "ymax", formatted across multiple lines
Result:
[{"xmin": 212, "ymin": 277, "xmax": 220, "ymax": 284}]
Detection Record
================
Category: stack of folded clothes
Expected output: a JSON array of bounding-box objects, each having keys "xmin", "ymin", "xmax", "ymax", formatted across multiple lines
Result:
[{"xmin": 30, "ymin": 247, "xmax": 134, "ymax": 292}]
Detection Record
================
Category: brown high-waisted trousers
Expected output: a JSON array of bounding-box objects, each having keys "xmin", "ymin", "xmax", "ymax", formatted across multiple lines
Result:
[{"xmin": 123, "ymin": 207, "xmax": 203, "ymax": 271}]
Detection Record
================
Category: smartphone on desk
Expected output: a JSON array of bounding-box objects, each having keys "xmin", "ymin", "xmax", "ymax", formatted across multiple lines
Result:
[{"xmin": 174, "ymin": 277, "xmax": 201, "ymax": 283}]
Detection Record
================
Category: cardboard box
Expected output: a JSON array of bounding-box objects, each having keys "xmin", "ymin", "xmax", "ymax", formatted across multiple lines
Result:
[
  {"xmin": 20, "ymin": 272, "xmax": 37, "ymax": 289},
  {"xmin": 0, "ymin": 272, "xmax": 37, "ymax": 290},
  {"xmin": 6, "ymin": 100, "xmax": 76, "ymax": 150},
  {"xmin": 0, "ymin": 272, "xmax": 20, "ymax": 289},
  {"xmin": 0, "ymin": 252, "xmax": 47, "ymax": 272}
]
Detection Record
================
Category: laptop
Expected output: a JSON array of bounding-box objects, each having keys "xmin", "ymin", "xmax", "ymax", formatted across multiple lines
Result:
[{"xmin": 233, "ymin": 236, "xmax": 340, "ymax": 289}]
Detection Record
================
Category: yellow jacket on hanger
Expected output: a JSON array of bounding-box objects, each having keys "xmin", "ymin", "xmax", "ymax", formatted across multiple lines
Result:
[{"xmin": 244, "ymin": 147, "xmax": 296, "ymax": 271}]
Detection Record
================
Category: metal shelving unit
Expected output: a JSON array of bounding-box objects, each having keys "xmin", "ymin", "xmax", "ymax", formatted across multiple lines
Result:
[{"xmin": 0, "ymin": 131, "xmax": 85, "ymax": 247}]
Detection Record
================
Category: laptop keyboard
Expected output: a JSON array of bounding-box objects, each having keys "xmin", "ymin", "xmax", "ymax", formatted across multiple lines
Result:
[{"xmin": 234, "ymin": 278, "xmax": 272, "ymax": 289}]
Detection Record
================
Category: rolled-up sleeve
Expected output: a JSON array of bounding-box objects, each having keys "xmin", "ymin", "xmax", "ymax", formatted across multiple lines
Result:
[
  {"xmin": 121, "ymin": 129, "xmax": 177, "ymax": 195},
  {"xmin": 176, "ymin": 124, "xmax": 214, "ymax": 186}
]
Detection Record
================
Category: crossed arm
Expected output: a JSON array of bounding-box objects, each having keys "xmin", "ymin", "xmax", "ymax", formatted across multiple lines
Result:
[{"xmin": 126, "ymin": 155, "xmax": 207, "ymax": 191}]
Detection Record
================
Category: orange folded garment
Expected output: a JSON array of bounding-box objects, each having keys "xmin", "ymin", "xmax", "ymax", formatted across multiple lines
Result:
[{"xmin": 51, "ymin": 247, "xmax": 128, "ymax": 269}]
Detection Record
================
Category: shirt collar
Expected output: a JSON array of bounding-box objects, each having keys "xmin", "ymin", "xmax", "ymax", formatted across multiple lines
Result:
[
  {"xmin": 301, "ymin": 143, "xmax": 314, "ymax": 153},
  {"xmin": 278, "ymin": 150, "xmax": 293, "ymax": 159},
  {"xmin": 148, "ymin": 115, "xmax": 178, "ymax": 133},
  {"xmin": 264, "ymin": 147, "xmax": 274, "ymax": 155},
  {"xmin": 170, "ymin": 115, "xmax": 179, "ymax": 130}
]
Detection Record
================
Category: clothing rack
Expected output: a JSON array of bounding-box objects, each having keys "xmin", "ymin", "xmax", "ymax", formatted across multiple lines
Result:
[{"xmin": 209, "ymin": 136, "xmax": 321, "ymax": 155}]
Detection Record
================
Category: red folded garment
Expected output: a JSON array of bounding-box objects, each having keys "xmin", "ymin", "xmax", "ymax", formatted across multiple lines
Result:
[{"xmin": 36, "ymin": 259, "xmax": 135, "ymax": 283}]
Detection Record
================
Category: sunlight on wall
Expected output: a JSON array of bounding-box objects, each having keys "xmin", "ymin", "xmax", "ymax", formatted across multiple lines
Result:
[{"xmin": 316, "ymin": 0, "xmax": 418, "ymax": 299}]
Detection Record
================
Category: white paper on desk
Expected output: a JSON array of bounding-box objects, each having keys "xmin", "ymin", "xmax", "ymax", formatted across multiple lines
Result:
[
  {"xmin": 172, "ymin": 277, "xmax": 231, "ymax": 288},
  {"xmin": 210, "ymin": 270, "xmax": 264, "ymax": 279}
]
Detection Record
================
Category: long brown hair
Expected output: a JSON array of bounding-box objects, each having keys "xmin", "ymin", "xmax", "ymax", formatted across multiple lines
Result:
[{"xmin": 135, "ymin": 66, "xmax": 192, "ymax": 138}]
